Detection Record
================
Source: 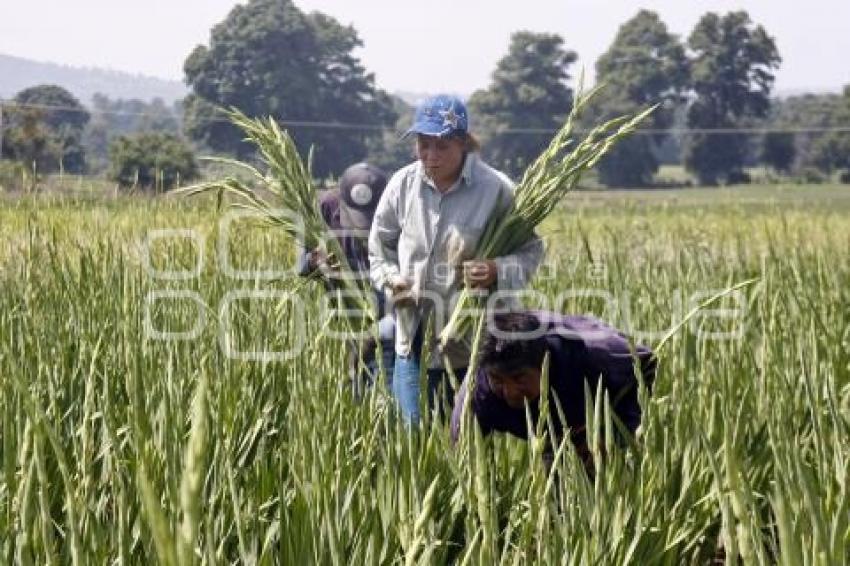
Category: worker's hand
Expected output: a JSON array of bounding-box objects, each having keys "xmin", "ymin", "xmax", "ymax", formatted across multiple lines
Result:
[
  {"xmin": 463, "ymin": 259, "xmax": 497, "ymax": 289},
  {"xmin": 387, "ymin": 275, "xmax": 415, "ymax": 307},
  {"xmin": 309, "ymin": 249, "xmax": 338, "ymax": 272}
]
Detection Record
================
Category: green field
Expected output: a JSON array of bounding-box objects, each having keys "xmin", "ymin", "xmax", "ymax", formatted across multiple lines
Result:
[{"xmin": 1, "ymin": 184, "xmax": 848, "ymax": 564}]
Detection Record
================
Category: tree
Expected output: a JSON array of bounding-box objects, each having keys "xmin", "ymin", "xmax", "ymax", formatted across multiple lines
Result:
[
  {"xmin": 84, "ymin": 94, "xmax": 181, "ymax": 172},
  {"xmin": 761, "ymin": 92, "xmax": 846, "ymax": 173},
  {"xmin": 1, "ymin": 84, "xmax": 90, "ymax": 173},
  {"xmin": 809, "ymin": 134, "xmax": 850, "ymax": 174},
  {"xmin": 806, "ymin": 85, "xmax": 850, "ymax": 176},
  {"xmin": 108, "ymin": 132, "xmax": 198, "ymax": 191},
  {"xmin": 589, "ymin": 10, "xmax": 689, "ymax": 187},
  {"xmin": 467, "ymin": 32, "xmax": 576, "ymax": 178},
  {"xmin": 760, "ymin": 131, "xmax": 796, "ymax": 173},
  {"xmin": 684, "ymin": 11, "xmax": 781, "ymax": 185},
  {"xmin": 365, "ymin": 95, "xmax": 415, "ymax": 174},
  {"xmin": 1, "ymin": 105, "xmax": 56, "ymax": 171},
  {"xmin": 182, "ymin": 0, "xmax": 396, "ymax": 178}
]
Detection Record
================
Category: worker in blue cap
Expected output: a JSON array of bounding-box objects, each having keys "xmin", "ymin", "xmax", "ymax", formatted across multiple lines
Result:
[{"xmin": 368, "ymin": 94, "xmax": 544, "ymax": 426}]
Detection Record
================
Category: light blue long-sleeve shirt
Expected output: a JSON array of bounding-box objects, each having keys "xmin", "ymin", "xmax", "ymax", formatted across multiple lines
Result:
[{"xmin": 368, "ymin": 153, "xmax": 544, "ymax": 368}]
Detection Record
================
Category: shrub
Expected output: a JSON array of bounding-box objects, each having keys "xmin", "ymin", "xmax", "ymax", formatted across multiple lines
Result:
[
  {"xmin": 726, "ymin": 169, "xmax": 752, "ymax": 185},
  {"xmin": 2, "ymin": 85, "xmax": 90, "ymax": 174},
  {"xmin": 795, "ymin": 167, "xmax": 827, "ymax": 185},
  {"xmin": 108, "ymin": 132, "xmax": 198, "ymax": 191},
  {"xmin": 0, "ymin": 160, "xmax": 35, "ymax": 192}
]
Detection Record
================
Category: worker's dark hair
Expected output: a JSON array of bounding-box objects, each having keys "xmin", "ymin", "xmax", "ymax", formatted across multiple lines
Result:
[
  {"xmin": 416, "ymin": 131, "xmax": 481, "ymax": 152},
  {"xmin": 453, "ymin": 131, "xmax": 481, "ymax": 152},
  {"xmin": 479, "ymin": 312, "xmax": 548, "ymax": 378}
]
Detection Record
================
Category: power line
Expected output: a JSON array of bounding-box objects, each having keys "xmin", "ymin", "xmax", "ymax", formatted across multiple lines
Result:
[
  {"xmin": 1, "ymin": 99, "xmax": 849, "ymax": 135},
  {"xmin": 0, "ymin": 99, "xmax": 178, "ymax": 119},
  {"xmin": 0, "ymin": 99, "xmax": 390, "ymax": 130},
  {"xmin": 498, "ymin": 126, "xmax": 850, "ymax": 135}
]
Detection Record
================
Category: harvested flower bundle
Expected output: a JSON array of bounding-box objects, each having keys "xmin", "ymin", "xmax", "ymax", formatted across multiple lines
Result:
[
  {"xmin": 174, "ymin": 109, "xmax": 376, "ymax": 329},
  {"xmin": 440, "ymin": 89, "xmax": 655, "ymax": 347}
]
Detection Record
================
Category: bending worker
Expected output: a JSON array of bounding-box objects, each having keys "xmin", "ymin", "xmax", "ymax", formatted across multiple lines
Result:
[{"xmin": 451, "ymin": 311, "xmax": 657, "ymax": 471}]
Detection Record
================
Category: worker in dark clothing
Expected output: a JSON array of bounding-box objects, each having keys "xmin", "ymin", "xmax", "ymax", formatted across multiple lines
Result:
[
  {"xmin": 297, "ymin": 163, "xmax": 395, "ymax": 391},
  {"xmin": 451, "ymin": 311, "xmax": 656, "ymax": 471}
]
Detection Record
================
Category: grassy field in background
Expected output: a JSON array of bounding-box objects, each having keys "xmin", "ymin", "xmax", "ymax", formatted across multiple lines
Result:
[{"xmin": 1, "ymin": 183, "xmax": 848, "ymax": 563}]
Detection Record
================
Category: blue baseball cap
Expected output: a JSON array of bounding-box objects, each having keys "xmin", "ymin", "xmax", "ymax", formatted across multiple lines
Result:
[{"xmin": 403, "ymin": 94, "xmax": 469, "ymax": 138}]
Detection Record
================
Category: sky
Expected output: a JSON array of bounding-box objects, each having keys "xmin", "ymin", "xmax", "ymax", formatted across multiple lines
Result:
[{"xmin": 1, "ymin": 0, "xmax": 848, "ymax": 96}]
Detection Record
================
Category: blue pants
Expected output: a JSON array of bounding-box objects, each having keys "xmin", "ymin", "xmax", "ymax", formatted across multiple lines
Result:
[
  {"xmin": 392, "ymin": 352, "xmax": 466, "ymax": 428},
  {"xmin": 366, "ymin": 340, "xmax": 395, "ymax": 385},
  {"xmin": 353, "ymin": 339, "xmax": 395, "ymax": 397}
]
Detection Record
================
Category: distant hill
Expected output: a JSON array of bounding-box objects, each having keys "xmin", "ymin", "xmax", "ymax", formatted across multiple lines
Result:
[{"xmin": 0, "ymin": 53, "xmax": 188, "ymax": 106}]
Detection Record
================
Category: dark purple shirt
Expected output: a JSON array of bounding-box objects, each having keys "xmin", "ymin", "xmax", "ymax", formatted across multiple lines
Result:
[
  {"xmin": 296, "ymin": 189, "xmax": 370, "ymax": 277},
  {"xmin": 297, "ymin": 189, "xmax": 389, "ymax": 322},
  {"xmin": 450, "ymin": 313, "xmax": 656, "ymax": 447}
]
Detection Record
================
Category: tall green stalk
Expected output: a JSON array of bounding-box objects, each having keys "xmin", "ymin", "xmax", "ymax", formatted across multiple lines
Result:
[{"xmin": 440, "ymin": 90, "xmax": 655, "ymax": 346}]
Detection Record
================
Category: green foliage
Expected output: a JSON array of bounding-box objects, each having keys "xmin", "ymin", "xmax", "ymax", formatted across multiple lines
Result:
[
  {"xmin": 1, "ymin": 192, "xmax": 849, "ymax": 562},
  {"xmin": 807, "ymin": 88, "xmax": 850, "ymax": 174},
  {"xmin": 759, "ymin": 91, "xmax": 849, "ymax": 174},
  {"xmin": 84, "ymin": 94, "xmax": 180, "ymax": 172},
  {"xmin": 441, "ymin": 92, "xmax": 654, "ymax": 343},
  {"xmin": 684, "ymin": 11, "xmax": 781, "ymax": 185},
  {"xmin": 810, "ymin": 133, "xmax": 850, "ymax": 174},
  {"xmin": 108, "ymin": 132, "xmax": 198, "ymax": 190},
  {"xmin": 595, "ymin": 10, "xmax": 690, "ymax": 110},
  {"xmin": 468, "ymin": 32, "xmax": 576, "ymax": 178},
  {"xmin": 795, "ymin": 167, "xmax": 828, "ymax": 184},
  {"xmin": 760, "ymin": 131, "xmax": 796, "ymax": 173},
  {"xmin": 0, "ymin": 160, "xmax": 33, "ymax": 192},
  {"xmin": 13, "ymin": 85, "xmax": 90, "ymax": 132},
  {"xmin": 175, "ymin": 109, "xmax": 377, "ymax": 329},
  {"xmin": 1, "ymin": 84, "xmax": 90, "ymax": 174},
  {"xmin": 2, "ymin": 109, "xmax": 59, "ymax": 172},
  {"xmin": 771, "ymin": 93, "xmax": 846, "ymax": 132},
  {"xmin": 590, "ymin": 10, "xmax": 689, "ymax": 187},
  {"xmin": 365, "ymin": 95, "xmax": 415, "ymax": 173},
  {"xmin": 182, "ymin": 0, "xmax": 396, "ymax": 178},
  {"xmin": 595, "ymin": 134, "xmax": 660, "ymax": 187}
]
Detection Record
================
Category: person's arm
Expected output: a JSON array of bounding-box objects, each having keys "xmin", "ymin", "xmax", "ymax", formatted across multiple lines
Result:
[
  {"xmin": 494, "ymin": 178, "xmax": 544, "ymax": 290},
  {"xmin": 587, "ymin": 337, "xmax": 656, "ymax": 435},
  {"xmin": 612, "ymin": 344, "xmax": 656, "ymax": 433},
  {"xmin": 295, "ymin": 243, "xmax": 313, "ymax": 277},
  {"xmin": 450, "ymin": 375, "xmax": 494, "ymax": 444},
  {"xmin": 449, "ymin": 380, "xmax": 468, "ymax": 443},
  {"xmin": 297, "ymin": 191, "xmax": 338, "ymax": 279},
  {"xmin": 463, "ymin": 178, "xmax": 544, "ymax": 290},
  {"xmin": 493, "ymin": 235, "xmax": 544, "ymax": 291},
  {"xmin": 368, "ymin": 178, "xmax": 403, "ymax": 293},
  {"xmin": 296, "ymin": 246, "xmax": 331, "ymax": 278}
]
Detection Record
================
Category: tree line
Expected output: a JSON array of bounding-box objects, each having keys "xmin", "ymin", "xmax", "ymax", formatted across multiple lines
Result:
[{"xmin": 1, "ymin": 0, "xmax": 849, "ymax": 190}]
